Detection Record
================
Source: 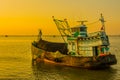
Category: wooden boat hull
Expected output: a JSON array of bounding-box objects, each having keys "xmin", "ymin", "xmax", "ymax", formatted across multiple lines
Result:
[{"xmin": 31, "ymin": 42, "xmax": 117, "ymax": 69}]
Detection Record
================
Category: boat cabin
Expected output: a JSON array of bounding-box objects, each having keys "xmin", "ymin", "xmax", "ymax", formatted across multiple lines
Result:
[
  {"xmin": 71, "ymin": 21, "xmax": 87, "ymax": 37},
  {"xmin": 67, "ymin": 23, "xmax": 110, "ymax": 57}
]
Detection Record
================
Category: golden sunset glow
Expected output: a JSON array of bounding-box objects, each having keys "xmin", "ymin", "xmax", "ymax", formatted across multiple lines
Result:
[{"xmin": 0, "ymin": 0, "xmax": 120, "ymax": 35}]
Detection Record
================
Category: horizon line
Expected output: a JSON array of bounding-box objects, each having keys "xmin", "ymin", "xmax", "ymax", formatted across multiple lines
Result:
[{"xmin": 0, "ymin": 35, "xmax": 120, "ymax": 37}]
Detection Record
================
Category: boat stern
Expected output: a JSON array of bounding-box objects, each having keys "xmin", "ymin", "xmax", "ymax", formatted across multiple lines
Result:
[{"xmin": 96, "ymin": 54, "xmax": 117, "ymax": 65}]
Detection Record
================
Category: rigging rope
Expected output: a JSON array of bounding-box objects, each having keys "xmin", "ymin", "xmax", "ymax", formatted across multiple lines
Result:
[{"xmin": 86, "ymin": 20, "xmax": 99, "ymax": 25}]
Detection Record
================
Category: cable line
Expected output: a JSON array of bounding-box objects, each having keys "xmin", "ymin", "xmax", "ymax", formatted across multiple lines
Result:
[{"xmin": 86, "ymin": 20, "xmax": 99, "ymax": 25}]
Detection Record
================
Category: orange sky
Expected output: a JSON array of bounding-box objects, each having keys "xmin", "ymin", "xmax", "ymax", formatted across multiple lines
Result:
[{"xmin": 0, "ymin": 0, "xmax": 120, "ymax": 35}]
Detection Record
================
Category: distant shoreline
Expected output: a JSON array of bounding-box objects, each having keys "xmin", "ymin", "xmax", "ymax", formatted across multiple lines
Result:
[
  {"xmin": 0, "ymin": 35, "xmax": 120, "ymax": 37},
  {"xmin": 108, "ymin": 35, "xmax": 120, "ymax": 37},
  {"xmin": 0, "ymin": 35, "xmax": 62, "ymax": 37}
]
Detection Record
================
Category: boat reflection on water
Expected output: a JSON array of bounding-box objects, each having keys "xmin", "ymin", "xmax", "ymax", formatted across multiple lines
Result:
[{"xmin": 32, "ymin": 62, "xmax": 117, "ymax": 80}]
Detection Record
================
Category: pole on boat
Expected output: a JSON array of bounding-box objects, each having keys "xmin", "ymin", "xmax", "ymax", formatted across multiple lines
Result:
[
  {"xmin": 99, "ymin": 13, "xmax": 106, "ymax": 32},
  {"xmin": 38, "ymin": 29, "xmax": 42, "ymax": 41}
]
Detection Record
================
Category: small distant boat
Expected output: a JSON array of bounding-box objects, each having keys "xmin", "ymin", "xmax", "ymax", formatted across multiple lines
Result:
[
  {"xmin": 5, "ymin": 35, "xmax": 8, "ymax": 37},
  {"xmin": 31, "ymin": 14, "xmax": 117, "ymax": 69}
]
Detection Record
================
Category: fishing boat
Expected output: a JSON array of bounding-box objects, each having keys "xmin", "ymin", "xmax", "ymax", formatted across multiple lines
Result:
[{"xmin": 31, "ymin": 14, "xmax": 117, "ymax": 69}]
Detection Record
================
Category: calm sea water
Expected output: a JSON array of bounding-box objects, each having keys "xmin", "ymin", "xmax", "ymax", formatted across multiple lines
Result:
[{"xmin": 0, "ymin": 36, "xmax": 120, "ymax": 80}]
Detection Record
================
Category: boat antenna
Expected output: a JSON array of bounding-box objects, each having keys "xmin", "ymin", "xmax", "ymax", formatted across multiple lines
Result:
[
  {"xmin": 77, "ymin": 20, "xmax": 87, "ymax": 25},
  {"xmin": 99, "ymin": 13, "xmax": 106, "ymax": 32}
]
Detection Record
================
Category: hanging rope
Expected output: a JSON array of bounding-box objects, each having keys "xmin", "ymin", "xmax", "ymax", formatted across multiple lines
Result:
[{"xmin": 86, "ymin": 20, "xmax": 99, "ymax": 25}]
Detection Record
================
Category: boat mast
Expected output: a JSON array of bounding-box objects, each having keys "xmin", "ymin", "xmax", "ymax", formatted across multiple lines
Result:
[
  {"xmin": 38, "ymin": 29, "xmax": 42, "ymax": 41},
  {"xmin": 99, "ymin": 13, "xmax": 106, "ymax": 32}
]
